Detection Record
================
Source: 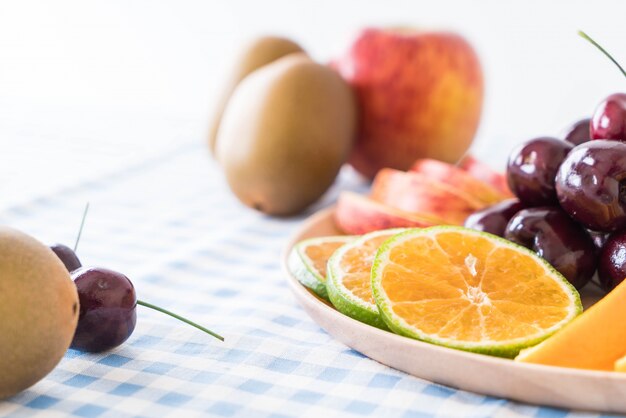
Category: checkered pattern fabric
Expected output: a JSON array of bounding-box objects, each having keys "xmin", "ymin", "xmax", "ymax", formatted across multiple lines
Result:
[{"xmin": 0, "ymin": 143, "xmax": 615, "ymax": 418}]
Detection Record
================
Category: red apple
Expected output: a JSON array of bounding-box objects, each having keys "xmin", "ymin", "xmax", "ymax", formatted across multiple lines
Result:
[
  {"xmin": 409, "ymin": 159, "xmax": 506, "ymax": 205},
  {"xmin": 334, "ymin": 192, "xmax": 441, "ymax": 235},
  {"xmin": 370, "ymin": 169, "xmax": 481, "ymax": 225},
  {"xmin": 334, "ymin": 28, "xmax": 484, "ymax": 179},
  {"xmin": 457, "ymin": 155, "xmax": 513, "ymax": 198}
]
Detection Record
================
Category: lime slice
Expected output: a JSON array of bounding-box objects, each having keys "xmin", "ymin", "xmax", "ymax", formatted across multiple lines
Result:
[
  {"xmin": 371, "ymin": 226, "xmax": 582, "ymax": 358},
  {"xmin": 288, "ymin": 236, "xmax": 353, "ymax": 300},
  {"xmin": 327, "ymin": 229, "xmax": 407, "ymax": 330}
]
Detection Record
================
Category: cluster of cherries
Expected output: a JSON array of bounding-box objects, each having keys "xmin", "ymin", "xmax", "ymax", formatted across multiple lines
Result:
[
  {"xmin": 50, "ymin": 211, "xmax": 222, "ymax": 353},
  {"xmin": 465, "ymin": 33, "xmax": 626, "ymax": 292}
]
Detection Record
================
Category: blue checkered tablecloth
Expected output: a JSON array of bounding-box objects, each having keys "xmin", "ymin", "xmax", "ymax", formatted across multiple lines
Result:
[{"xmin": 0, "ymin": 141, "xmax": 618, "ymax": 418}]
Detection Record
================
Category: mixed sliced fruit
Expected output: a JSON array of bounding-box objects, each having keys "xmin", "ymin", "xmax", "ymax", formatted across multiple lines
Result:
[
  {"xmin": 335, "ymin": 157, "xmax": 512, "ymax": 235},
  {"xmin": 290, "ymin": 224, "xmax": 583, "ymax": 359},
  {"xmin": 290, "ymin": 31, "xmax": 626, "ymax": 371}
]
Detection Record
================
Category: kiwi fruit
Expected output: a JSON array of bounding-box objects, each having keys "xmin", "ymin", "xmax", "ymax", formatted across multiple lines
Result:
[
  {"xmin": 216, "ymin": 54, "xmax": 357, "ymax": 216},
  {"xmin": 208, "ymin": 35, "xmax": 304, "ymax": 156},
  {"xmin": 0, "ymin": 226, "xmax": 79, "ymax": 399}
]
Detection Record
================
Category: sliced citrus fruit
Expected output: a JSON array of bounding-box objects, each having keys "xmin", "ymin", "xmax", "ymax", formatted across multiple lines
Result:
[
  {"xmin": 516, "ymin": 279, "xmax": 626, "ymax": 370},
  {"xmin": 327, "ymin": 228, "xmax": 406, "ymax": 330},
  {"xmin": 371, "ymin": 226, "xmax": 582, "ymax": 358},
  {"xmin": 288, "ymin": 236, "xmax": 353, "ymax": 300}
]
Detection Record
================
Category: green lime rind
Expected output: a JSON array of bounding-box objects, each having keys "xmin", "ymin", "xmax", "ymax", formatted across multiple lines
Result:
[
  {"xmin": 288, "ymin": 236, "xmax": 354, "ymax": 301},
  {"xmin": 371, "ymin": 226, "xmax": 583, "ymax": 358},
  {"xmin": 327, "ymin": 228, "xmax": 408, "ymax": 331},
  {"xmin": 327, "ymin": 254, "xmax": 387, "ymax": 330}
]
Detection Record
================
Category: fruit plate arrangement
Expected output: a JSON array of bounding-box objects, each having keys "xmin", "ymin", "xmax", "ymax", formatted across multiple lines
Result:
[{"xmin": 282, "ymin": 208, "xmax": 626, "ymax": 414}]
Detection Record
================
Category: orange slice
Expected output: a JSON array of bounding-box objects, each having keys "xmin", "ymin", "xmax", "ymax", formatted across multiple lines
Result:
[
  {"xmin": 371, "ymin": 226, "xmax": 581, "ymax": 357},
  {"xmin": 288, "ymin": 236, "xmax": 353, "ymax": 300},
  {"xmin": 327, "ymin": 228, "xmax": 406, "ymax": 330}
]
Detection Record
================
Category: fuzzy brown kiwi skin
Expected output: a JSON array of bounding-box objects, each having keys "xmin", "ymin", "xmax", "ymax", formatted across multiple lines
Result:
[
  {"xmin": 0, "ymin": 226, "xmax": 79, "ymax": 399},
  {"xmin": 208, "ymin": 36, "xmax": 305, "ymax": 157},
  {"xmin": 216, "ymin": 54, "xmax": 357, "ymax": 216}
]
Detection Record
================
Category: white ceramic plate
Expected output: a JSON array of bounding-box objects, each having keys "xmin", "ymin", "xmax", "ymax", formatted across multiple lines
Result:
[{"xmin": 283, "ymin": 207, "xmax": 626, "ymax": 414}]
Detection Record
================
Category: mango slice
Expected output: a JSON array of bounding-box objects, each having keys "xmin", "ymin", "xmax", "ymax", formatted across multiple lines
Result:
[{"xmin": 516, "ymin": 280, "xmax": 626, "ymax": 371}]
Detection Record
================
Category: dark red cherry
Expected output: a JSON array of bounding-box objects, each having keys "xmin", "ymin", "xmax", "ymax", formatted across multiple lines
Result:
[
  {"xmin": 588, "ymin": 230, "xmax": 610, "ymax": 253},
  {"xmin": 504, "ymin": 206, "xmax": 597, "ymax": 289},
  {"xmin": 564, "ymin": 118, "xmax": 591, "ymax": 146},
  {"xmin": 598, "ymin": 230, "xmax": 626, "ymax": 291},
  {"xmin": 555, "ymin": 140, "xmax": 626, "ymax": 232},
  {"xmin": 507, "ymin": 137, "xmax": 573, "ymax": 206},
  {"xmin": 464, "ymin": 199, "xmax": 524, "ymax": 237},
  {"xmin": 50, "ymin": 244, "xmax": 82, "ymax": 272},
  {"xmin": 591, "ymin": 93, "xmax": 626, "ymax": 141},
  {"xmin": 71, "ymin": 267, "xmax": 137, "ymax": 352}
]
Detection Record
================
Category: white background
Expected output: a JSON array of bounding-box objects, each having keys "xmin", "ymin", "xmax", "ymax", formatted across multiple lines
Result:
[{"xmin": 1, "ymin": 0, "xmax": 626, "ymax": 205}]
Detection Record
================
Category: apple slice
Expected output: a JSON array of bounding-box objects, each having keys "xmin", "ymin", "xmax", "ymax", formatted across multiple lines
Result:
[
  {"xmin": 457, "ymin": 155, "xmax": 514, "ymax": 198},
  {"xmin": 409, "ymin": 158, "xmax": 506, "ymax": 205},
  {"xmin": 370, "ymin": 169, "xmax": 483, "ymax": 225},
  {"xmin": 335, "ymin": 192, "xmax": 442, "ymax": 235}
]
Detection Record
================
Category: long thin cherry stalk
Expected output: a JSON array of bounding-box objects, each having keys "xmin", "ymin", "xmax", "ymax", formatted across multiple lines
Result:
[
  {"xmin": 137, "ymin": 300, "xmax": 224, "ymax": 341},
  {"xmin": 579, "ymin": 30, "xmax": 626, "ymax": 78},
  {"xmin": 74, "ymin": 202, "xmax": 90, "ymax": 252}
]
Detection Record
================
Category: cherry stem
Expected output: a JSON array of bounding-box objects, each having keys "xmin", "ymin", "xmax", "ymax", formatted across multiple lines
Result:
[
  {"xmin": 74, "ymin": 202, "xmax": 90, "ymax": 252},
  {"xmin": 137, "ymin": 299, "xmax": 224, "ymax": 341},
  {"xmin": 578, "ymin": 30, "xmax": 626, "ymax": 79}
]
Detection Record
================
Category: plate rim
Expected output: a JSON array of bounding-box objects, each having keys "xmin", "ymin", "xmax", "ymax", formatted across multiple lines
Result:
[{"xmin": 282, "ymin": 206, "xmax": 626, "ymax": 383}]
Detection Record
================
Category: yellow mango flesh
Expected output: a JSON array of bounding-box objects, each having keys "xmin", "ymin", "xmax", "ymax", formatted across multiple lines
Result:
[{"xmin": 516, "ymin": 279, "xmax": 626, "ymax": 370}]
